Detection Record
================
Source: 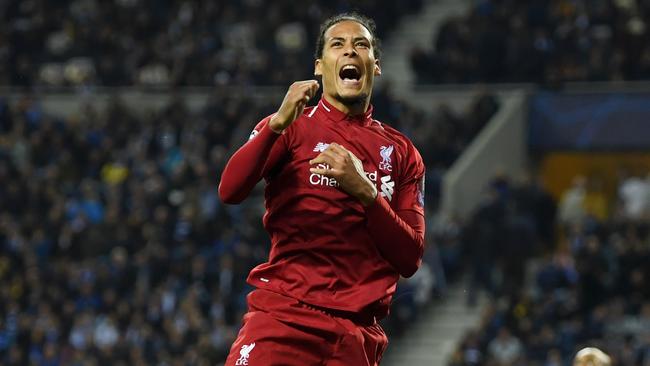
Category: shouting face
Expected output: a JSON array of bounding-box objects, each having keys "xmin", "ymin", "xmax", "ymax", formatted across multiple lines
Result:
[{"xmin": 314, "ymin": 20, "xmax": 381, "ymax": 114}]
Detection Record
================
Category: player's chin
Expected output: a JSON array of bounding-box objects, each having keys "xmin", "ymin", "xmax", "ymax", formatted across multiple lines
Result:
[
  {"xmin": 336, "ymin": 85, "xmax": 368, "ymax": 99},
  {"xmin": 335, "ymin": 91, "xmax": 369, "ymax": 106}
]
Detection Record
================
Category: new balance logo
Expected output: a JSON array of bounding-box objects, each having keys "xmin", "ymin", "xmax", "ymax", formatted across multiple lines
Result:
[
  {"xmin": 380, "ymin": 175, "xmax": 395, "ymax": 201},
  {"xmin": 313, "ymin": 142, "xmax": 330, "ymax": 152},
  {"xmin": 235, "ymin": 342, "xmax": 256, "ymax": 365}
]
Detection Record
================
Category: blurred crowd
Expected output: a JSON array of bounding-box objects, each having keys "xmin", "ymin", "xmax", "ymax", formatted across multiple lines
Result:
[
  {"xmin": 412, "ymin": 0, "xmax": 650, "ymax": 85},
  {"xmin": 0, "ymin": 0, "xmax": 422, "ymax": 87},
  {"xmin": 0, "ymin": 90, "xmax": 275, "ymax": 365},
  {"xmin": 0, "ymin": 82, "xmax": 498, "ymax": 365},
  {"xmin": 450, "ymin": 173, "xmax": 650, "ymax": 366}
]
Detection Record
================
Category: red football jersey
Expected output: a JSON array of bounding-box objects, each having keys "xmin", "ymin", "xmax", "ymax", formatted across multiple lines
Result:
[{"xmin": 219, "ymin": 98, "xmax": 425, "ymax": 316}]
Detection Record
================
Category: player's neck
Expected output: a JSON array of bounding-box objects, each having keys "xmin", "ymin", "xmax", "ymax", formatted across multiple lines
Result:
[{"xmin": 323, "ymin": 94, "xmax": 370, "ymax": 116}]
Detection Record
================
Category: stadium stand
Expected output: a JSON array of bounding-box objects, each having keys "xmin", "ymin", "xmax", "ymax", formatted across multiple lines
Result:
[
  {"xmin": 450, "ymin": 172, "xmax": 650, "ymax": 365},
  {"xmin": 0, "ymin": 0, "xmax": 422, "ymax": 87},
  {"xmin": 411, "ymin": 0, "xmax": 650, "ymax": 84}
]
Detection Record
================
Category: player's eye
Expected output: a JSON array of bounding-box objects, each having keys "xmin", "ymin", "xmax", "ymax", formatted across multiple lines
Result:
[
  {"xmin": 355, "ymin": 41, "xmax": 369, "ymax": 48},
  {"xmin": 331, "ymin": 41, "xmax": 343, "ymax": 47}
]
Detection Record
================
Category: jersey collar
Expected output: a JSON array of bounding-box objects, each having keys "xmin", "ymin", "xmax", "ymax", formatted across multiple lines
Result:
[{"xmin": 317, "ymin": 97, "xmax": 375, "ymax": 127}]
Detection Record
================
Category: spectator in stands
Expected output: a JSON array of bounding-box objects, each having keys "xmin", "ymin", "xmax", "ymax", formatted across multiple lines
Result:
[
  {"xmin": 583, "ymin": 177, "xmax": 608, "ymax": 223},
  {"xmin": 465, "ymin": 173, "xmax": 556, "ymax": 304},
  {"xmin": 465, "ymin": 186, "xmax": 502, "ymax": 304},
  {"xmin": 487, "ymin": 326, "xmax": 524, "ymax": 366},
  {"xmin": 449, "ymin": 330, "xmax": 483, "ymax": 366},
  {"xmin": 617, "ymin": 170, "xmax": 650, "ymax": 221},
  {"xmin": 559, "ymin": 175, "xmax": 587, "ymax": 227},
  {"xmin": 536, "ymin": 250, "xmax": 578, "ymax": 293}
]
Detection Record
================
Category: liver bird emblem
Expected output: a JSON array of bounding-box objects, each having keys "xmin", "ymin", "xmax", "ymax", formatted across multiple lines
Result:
[
  {"xmin": 235, "ymin": 342, "xmax": 256, "ymax": 365},
  {"xmin": 379, "ymin": 145, "xmax": 394, "ymax": 171}
]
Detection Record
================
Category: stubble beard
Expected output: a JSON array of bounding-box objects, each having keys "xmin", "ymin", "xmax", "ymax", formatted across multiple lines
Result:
[{"xmin": 334, "ymin": 92, "xmax": 369, "ymax": 107}]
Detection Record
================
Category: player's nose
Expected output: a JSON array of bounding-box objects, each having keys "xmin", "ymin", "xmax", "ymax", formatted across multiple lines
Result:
[{"xmin": 343, "ymin": 44, "xmax": 358, "ymax": 57}]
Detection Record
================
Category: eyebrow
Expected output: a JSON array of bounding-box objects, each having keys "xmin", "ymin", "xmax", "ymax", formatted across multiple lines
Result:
[{"xmin": 328, "ymin": 36, "xmax": 371, "ymax": 43}]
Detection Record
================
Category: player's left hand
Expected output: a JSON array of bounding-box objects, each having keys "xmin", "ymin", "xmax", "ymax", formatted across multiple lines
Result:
[{"xmin": 309, "ymin": 143, "xmax": 378, "ymax": 206}]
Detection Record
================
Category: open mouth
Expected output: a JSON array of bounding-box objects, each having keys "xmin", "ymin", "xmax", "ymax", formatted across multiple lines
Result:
[{"xmin": 339, "ymin": 64, "xmax": 362, "ymax": 84}]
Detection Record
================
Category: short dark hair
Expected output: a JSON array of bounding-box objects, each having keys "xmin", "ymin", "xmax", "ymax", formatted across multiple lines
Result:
[{"xmin": 314, "ymin": 12, "xmax": 381, "ymax": 60}]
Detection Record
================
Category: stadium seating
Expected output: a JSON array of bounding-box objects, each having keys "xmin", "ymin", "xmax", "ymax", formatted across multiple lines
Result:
[
  {"xmin": 450, "ymin": 172, "xmax": 650, "ymax": 365},
  {"xmin": 1, "ymin": 0, "xmax": 421, "ymax": 87},
  {"xmin": 411, "ymin": 0, "xmax": 650, "ymax": 84}
]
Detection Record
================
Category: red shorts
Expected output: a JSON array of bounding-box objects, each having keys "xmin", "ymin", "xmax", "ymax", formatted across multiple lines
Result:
[{"xmin": 224, "ymin": 289, "xmax": 388, "ymax": 366}]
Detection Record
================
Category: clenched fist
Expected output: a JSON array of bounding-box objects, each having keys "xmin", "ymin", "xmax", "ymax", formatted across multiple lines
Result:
[
  {"xmin": 269, "ymin": 80, "xmax": 320, "ymax": 133},
  {"xmin": 309, "ymin": 142, "xmax": 378, "ymax": 206}
]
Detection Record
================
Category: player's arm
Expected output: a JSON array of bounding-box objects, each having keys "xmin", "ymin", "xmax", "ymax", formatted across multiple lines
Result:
[
  {"xmin": 363, "ymin": 177, "xmax": 425, "ymax": 278},
  {"xmin": 218, "ymin": 80, "xmax": 319, "ymax": 204},
  {"xmin": 309, "ymin": 143, "xmax": 425, "ymax": 277}
]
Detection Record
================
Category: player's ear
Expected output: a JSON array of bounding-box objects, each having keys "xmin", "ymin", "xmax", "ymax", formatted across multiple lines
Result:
[
  {"xmin": 314, "ymin": 59, "xmax": 322, "ymax": 76},
  {"xmin": 374, "ymin": 58, "xmax": 381, "ymax": 76}
]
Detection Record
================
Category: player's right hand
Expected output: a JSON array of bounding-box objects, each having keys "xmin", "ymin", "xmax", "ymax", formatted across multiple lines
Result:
[{"xmin": 269, "ymin": 80, "xmax": 320, "ymax": 133}]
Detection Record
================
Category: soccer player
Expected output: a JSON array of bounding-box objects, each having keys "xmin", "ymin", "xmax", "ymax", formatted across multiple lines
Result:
[
  {"xmin": 573, "ymin": 347, "xmax": 611, "ymax": 366},
  {"xmin": 218, "ymin": 12, "xmax": 425, "ymax": 366}
]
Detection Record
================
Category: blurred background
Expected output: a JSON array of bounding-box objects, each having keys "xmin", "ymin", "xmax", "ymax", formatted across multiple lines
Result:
[{"xmin": 1, "ymin": 0, "xmax": 650, "ymax": 365}]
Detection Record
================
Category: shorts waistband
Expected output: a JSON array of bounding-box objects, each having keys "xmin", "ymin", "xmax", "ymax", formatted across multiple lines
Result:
[{"xmin": 299, "ymin": 301, "xmax": 377, "ymax": 326}]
